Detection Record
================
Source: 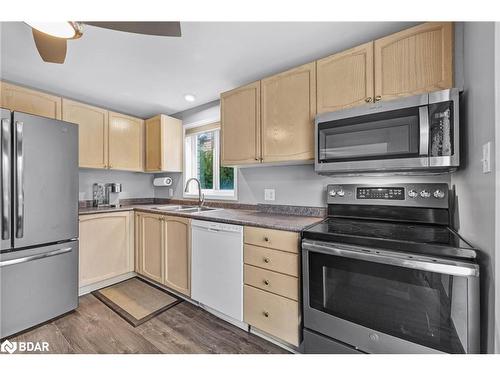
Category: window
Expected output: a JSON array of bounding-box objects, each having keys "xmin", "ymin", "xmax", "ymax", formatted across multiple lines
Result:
[{"xmin": 184, "ymin": 122, "xmax": 236, "ymax": 200}]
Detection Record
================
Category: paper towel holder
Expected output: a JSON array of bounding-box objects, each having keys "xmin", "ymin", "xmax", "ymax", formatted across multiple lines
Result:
[{"xmin": 153, "ymin": 177, "xmax": 173, "ymax": 187}]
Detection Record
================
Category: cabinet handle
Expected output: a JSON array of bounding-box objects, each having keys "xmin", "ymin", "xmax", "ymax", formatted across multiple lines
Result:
[
  {"xmin": 263, "ymin": 311, "xmax": 270, "ymax": 318},
  {"xmin": 263, "ymin": 257, "xmax": 270, "ymax": 264},
  {"xmin": 365, "ymin": 97, "xmax": 372, "ymax": 103},
  {"xmin": 255, "ymin": 157, "xmax": 259, "ymax": 161},
  {"xmin": 264, "ymin": 236, "xmax": 269, "ymax": 242},
  {"xmin": 374, "ymin": 95, "xmax": 382, "ymax": 102},
  {"xmin": 263, "ymin": 279, "xmax": 270, "ymax": 286}
]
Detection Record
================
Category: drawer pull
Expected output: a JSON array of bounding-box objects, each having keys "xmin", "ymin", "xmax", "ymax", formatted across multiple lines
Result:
[
  {"xmin": 264, "ymin": 236, "xmax": 269, "ymax": 242},
  {"xmin": 263, "ymin": 279, "xmax": 270, "ymax": 286},
  {"xmin": 263, "ymin": 257, "xmax": 270, "ymax": 263},
  {"xmin": 263, "ymin": 311, "xmax": 270, "ymax": 318}
]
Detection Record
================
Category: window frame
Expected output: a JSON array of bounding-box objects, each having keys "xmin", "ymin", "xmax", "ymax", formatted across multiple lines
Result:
[{"xmin": 183, "ymin": 121, "xmax": 237, "ymax": 201}]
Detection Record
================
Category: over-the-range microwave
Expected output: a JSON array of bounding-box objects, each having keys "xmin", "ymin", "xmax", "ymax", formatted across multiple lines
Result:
[{"xmin": 314, "ymin": 89, "xmax": 460, "ymax": 175}]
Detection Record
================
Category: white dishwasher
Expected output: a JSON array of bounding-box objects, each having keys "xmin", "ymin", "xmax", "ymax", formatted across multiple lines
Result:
[{"xmin": 191, "ymin": 220, "xmax": 243, "ymax": 322}]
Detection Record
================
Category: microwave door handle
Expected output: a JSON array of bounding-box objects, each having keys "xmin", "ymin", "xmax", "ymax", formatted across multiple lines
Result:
[
  {"xmin": 1, "ymin": 118, "xmax": 11, "ymax": 240},
  {"xmin": 419, "ymin": 106, "xmax": 430, "ymax": 156}
]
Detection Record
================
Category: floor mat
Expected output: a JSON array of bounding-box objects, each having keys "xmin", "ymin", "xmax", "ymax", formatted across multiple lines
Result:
[{"xmin": 92, "ymin": 277, "xmax": 181, "ymax": 327}]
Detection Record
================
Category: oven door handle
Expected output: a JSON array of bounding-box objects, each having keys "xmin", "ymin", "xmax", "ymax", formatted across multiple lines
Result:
[{"xmin": 302, "ymin": 240, "xmax": 479, "ymax": 277}]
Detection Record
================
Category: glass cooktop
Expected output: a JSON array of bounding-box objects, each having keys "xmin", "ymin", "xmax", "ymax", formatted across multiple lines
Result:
[{"xmin": 302, "ymin": 218, "xmax": 476, "ymax": 260}]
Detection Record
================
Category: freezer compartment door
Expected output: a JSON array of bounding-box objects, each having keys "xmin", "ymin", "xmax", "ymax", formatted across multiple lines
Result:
[
  {"xmin": 13, "ymin": 112, "xmax": 78, "ymax": 249},
  {"xmin": 0, "ymin": 241, "xmax": 78, "ymax": 338},
  {"xmin": 1, "ymin": 109, "xmax": 12, "ymax": 251}
]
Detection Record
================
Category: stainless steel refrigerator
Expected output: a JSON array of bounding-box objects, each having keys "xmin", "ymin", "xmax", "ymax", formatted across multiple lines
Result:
[{"xmin": 1, "ymin": 109, "xmax": 79, "ymax": 338}]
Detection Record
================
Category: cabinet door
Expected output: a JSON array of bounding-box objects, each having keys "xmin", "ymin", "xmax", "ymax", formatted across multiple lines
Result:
[
  {"xmin": 163, "ymin": 216, "xmax": 191, "ymax": 296},
  {"xmin": 108, "ymin": 111, "xmax": 144, "ymax": 171},
  {"xmin": 1, "ymin": 81, "xmax": 62, "ymax": 119},
  {"xmin": 145, "ymin": 114, "xmax": 183, "ymax": 172},
  {"xmin": 374, "ymin": 22, "xmax": 453, "ymax": 101},
  {"xmin": 221, "ymin": 81, "xmax": 261, "ymax": 166},
  {"xmin": 136, "ymin": 213, "xmax": 163, "ymax": 284},
  {"xmin": 261, "ymin": 62, "xmax": 316, "ymax": 163},
  {"xmin": 317, "ymin": 42, "xmax": 374, "ymax": 113},
  {"xmin": 79, "ymin": 212, "xmax": 133, "ymax": 287},
  {"xmin": 62, "ymin": 99, "xmax": 108, "ymax": 169}
]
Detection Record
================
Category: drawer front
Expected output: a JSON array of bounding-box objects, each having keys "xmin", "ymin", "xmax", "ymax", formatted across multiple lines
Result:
[
  {"xmin": 244, "ymin": 226, "xmax": 299, "ymax": 253},
  {"xmin": 244, "ymin": 285, "xmax": 300, "ymax": 346},
  {"xmin": 244, "ymin": 264, "xmax": 298, "ymax": 301},
  {"xmin": 244, "ymin": 244, "xmax": 298, "ymax": 277}
]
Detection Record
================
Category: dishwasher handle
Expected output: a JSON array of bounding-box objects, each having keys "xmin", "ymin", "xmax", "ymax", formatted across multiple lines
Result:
[{"xmin": 191, "ymin": 220, "xmax": 243, "ymax": 234}]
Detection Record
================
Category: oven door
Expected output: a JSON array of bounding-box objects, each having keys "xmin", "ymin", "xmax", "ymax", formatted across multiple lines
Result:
[
  {"xmin": 302, "ymin": 240, "xmax": 480, "ymax": 354},
  {"xmin": 315, "ymin": 95, "xmax": 430, "ymax": 174}
]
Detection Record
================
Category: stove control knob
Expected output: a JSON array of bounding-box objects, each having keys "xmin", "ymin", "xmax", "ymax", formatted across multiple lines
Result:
[
  {"xmin": 337, "ymin": 189, "xmax": 345, "ymax": 197},
  {"xmin": 433, "ymin": 189, "xmax": 446, "ymax": 199},
  {"xmin": 328, "ymin": 190, "xmax": 336, "ymax": 197},
  {"xmin": 408, "ymin": 189, "xmax": 418, "ymax": 198},
  {"xmin": 420, "ymin": 190, "xmax": 431, "ymax": 198}
]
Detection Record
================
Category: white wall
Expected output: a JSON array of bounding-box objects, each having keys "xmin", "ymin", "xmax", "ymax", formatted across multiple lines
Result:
[
  {"xmin": 451, "ymin": 22, "xmax": 497, "ymax": 353},
  {"xmin": 79, "ymin": 169, "xmax": 154, "ymax": 201}
]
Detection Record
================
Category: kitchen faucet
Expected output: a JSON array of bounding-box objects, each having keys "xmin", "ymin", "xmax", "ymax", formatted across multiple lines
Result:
[{"xmin": 184, "ymin": 178, "xmax": 205, "ymax": 207}]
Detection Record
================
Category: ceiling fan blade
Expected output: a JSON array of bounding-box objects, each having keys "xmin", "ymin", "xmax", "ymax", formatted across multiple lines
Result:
[
  {"xmin": 32, "ymin": 29, "xmax": 67, "ymax": 64},
  {"xmin": 83, "ymin": 22, "xmax": 181, "ymax": 37}
]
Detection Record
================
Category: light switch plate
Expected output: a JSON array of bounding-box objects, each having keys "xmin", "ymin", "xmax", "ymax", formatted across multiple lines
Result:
[
  {"xmin": 264, "ymin": 189, "xmax": 275, "ymax": 201},
  {"xmin": 482, "ymin": 142, "xmax": 491, "ymax": 173}
]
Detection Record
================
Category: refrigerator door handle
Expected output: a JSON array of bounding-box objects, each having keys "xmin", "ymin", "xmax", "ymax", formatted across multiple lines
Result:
[
  {"xmin": 1, "ymin": 117, "xmax": 11, "ymax": 240},
  {"xmin": 15, "ymin": 121, "xmax": 24, "ymax": 239},
  {"xmin": 0, "ymin": 246, "xmax": 72, "ymax": 267}
]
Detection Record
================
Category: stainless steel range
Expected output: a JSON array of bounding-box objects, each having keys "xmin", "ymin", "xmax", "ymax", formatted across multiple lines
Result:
[{"xmin": 301, "ymin": 183, "xmax": 480, "ymax": 354}]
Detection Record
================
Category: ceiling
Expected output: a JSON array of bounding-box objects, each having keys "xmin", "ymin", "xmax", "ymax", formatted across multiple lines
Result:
[{"xmin": 0, "ymin": 21, "xmax": 417, "ymax": 118}]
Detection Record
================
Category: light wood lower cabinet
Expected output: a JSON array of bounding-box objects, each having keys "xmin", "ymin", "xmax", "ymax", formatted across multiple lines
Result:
[
  {"xmin": 108, "ymin": 111, "xmax": 144, "ymax": 171},
  {"xmin": 62, "ymin": 99, "xmax": 109, "ymax": 169},
  {"xmin": 135, "ymin": 212, "xmax": 164, "ymax": 284},
  {"xmin": 135, "ymin": 212, "xmax": 191, "ymax": 296},
  {"xmin": 243, "ymin": 226, "xmax": 301, "ymax": 346},
  {"xmin": 1, "ymin": 81, "xmax": 62, "ymax": 119},
  {"xmin": 78, "ymin": 212, "xmax": 134, "ymax": 288}
]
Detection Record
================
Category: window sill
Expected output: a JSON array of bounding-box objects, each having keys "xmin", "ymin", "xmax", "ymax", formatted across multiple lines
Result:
[{"xmin": 183, "ymin": 192, "xmax": 238, "ymax": 201}]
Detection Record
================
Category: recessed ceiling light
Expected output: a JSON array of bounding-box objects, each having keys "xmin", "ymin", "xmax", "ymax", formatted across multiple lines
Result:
[
  {"xmin": 25, "ymin": 22, "xmax": 82, "ymax": 39},
  {"xmin": 184, "ymin": 94, "xmax": 196, "ymax": 102}
]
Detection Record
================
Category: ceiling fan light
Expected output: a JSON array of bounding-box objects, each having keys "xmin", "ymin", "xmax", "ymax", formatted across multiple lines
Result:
[{"xmin": 25, "ymin": 22, "xmax": 82, "ymax": 39}]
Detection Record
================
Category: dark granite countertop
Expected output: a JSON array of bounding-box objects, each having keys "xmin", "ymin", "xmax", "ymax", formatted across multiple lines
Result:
[{"xmin": 79, "ymin": 204, "xmax": 324, "ymax": 232}]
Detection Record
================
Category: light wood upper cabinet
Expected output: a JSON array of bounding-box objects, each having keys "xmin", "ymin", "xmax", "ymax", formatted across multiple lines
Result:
[
  {"xmin": 261, "ymin": 62, "xmax": 316, "ymax": 163},
  {"xmin": 145, "ymin": 114, "xmax": 183, "ymax": 172},
  {"xmin": 79, "ymin": 212, "xmax": 134, "ymax": 288},
  {"xmin": 108, "ymin": 111, "xmax": 144, "ymax": 171},
  {"xmin": 374, "ymin": 22, "xmax": 453, "ymax": 101},
  {"xmin": 317, "ymin": 42, "xmax": 374, "ymax": 113},
  {"xmin": 136, "ymin": 212, "xmax": 163, "ymax": 284},
  {"xmin": 162, "ymin": 216, "xmax": 191, "ymax": 296},
  {"xmin": 62, "ymin": 99, "xmax": 109, "ymax": 169},
  {"xmin": 221, "ymin": 81, "xmax": 261, "ymax": 166},
  {"xmin": 1, "ymin": 81, "xmax": 62, "ymax": 119}
]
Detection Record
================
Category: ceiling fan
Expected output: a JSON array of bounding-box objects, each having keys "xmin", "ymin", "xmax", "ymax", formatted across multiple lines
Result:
[{"xmin": 26, "ymin": 22, "xmax": 182, "ymax": 64}]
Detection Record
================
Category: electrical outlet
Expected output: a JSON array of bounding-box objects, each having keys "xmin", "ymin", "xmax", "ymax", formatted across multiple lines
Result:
[
  {"xmin": 482, "ymin": 142, "xmax": 491, "ymax": 173},
  {"xmin": 264, "ymin": 189, "xmax": 275, "ymax": 201},
  {"xmin": 169, "ymin": 188, "xmax": 174, "ymax": 197}
]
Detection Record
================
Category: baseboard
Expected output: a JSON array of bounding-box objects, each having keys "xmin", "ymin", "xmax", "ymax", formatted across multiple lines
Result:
[
  {"xmin": 79, "ymin": 272, "xmax": 136, "ymax": 296},
  {"xmin": 250, "ymin": 327, "xmax": 299, "ymax": 353},
  {"xmin": 197, "ymin": 303, "xmax": 248, "ymax": 331}
]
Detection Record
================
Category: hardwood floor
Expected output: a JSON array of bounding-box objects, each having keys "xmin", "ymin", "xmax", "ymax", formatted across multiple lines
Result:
[{"xmin": 10, "ymin": 294, "xmax": 288, "ymax": 354}]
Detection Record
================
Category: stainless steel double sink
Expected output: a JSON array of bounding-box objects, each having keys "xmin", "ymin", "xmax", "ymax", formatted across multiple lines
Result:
[{"xmin": 153, "ymin": 205, "xmax": 221, "ymax": 213}]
